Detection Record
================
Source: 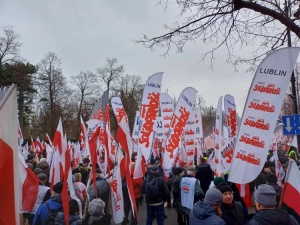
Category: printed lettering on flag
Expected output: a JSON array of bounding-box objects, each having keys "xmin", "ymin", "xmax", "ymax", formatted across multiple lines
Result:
[
  {"xmin": 214, "ymin": 96, "xmax": 223, "ymax": 177},
  {"xmin": 160, "ymin": 93, "xmax": 174, "ymax": 145},
  {"xmin": 163, "ymin": 87, "xmax": 197, "ymax": 170},
  {"xmin": 229, "ymin": 47, "xmax": 300, "ymax": 184},
  {"xmin": 138, "ymin": 72, "xmax": 163, "ymax": 161},
  {"xmin": 184, "ymin": 109, "xmax": 196, "ymax": 166}
]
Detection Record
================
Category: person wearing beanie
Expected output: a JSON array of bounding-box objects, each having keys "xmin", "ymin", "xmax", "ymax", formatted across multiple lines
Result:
[
  {"xmin": 265, "ymin": 173, "xmax": 282, "ymax": 208},
  {"xmin": 195, "ymin": 157, "xmax": 214, "ymax": 195},
  {"xmin": 88, "ymin": 198, "xmax": 111, "ymax": 225},
  {"xmin": 180, "ymin": 166, "xmax": 204, "ymax": 224},
  {"xmin": 216, "ymin": 182, "xmax": 244, "ymax": 225},
  {"xmin": 72, "ymin": 157, "xmax": 91, "ymax": 186},
  {"xmin": 246, "ymin": 184, "xmax": 298, "ymax": 225},
  {"xmin": 26, "ymin": 153, "xmax": 38, "ymax": 170},
  {"xmin": 32, "ymin": 181, "xmax": 63, "ymax": 225},
  {"xmin": 190, "ymin": 188, "xmax": 226, "ymax": 225},
  {"xmin": 213, "ymin": 177, "xmax": 225, "ymax": 187}
]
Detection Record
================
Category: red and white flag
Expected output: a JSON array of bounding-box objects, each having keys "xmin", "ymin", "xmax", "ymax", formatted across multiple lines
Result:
[
  {"xmin": 282, "ymin": 160, "xmax": 300, "ymax": 215},
  {"xmin": 229, "ymin": 47, "xmax": 300, "ymax": 184},
  {"xmin": 213, "ymin": 96, "xmax": 223, "ymax": 177},
  {"xmin": 0, "ymin": 84, "xmax": 20, "ymax": 225}
]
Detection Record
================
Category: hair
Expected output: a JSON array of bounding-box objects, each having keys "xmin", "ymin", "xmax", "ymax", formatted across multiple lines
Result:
[
  {"xmin": 69, "ymin": 199, "xmax": 79, "ymax": 215},
  {"xmin": 74, "ymin": 173, "xmax": 82, "ymax": 182},
  {"xmin": 200, "ymin": 158, "xmax": 206, "ymax": 163}
]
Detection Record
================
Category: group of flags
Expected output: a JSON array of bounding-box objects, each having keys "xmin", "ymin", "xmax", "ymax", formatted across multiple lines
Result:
[{"xmin": 1, "ymin": 47, "xmax": 300, "ymax": 224}]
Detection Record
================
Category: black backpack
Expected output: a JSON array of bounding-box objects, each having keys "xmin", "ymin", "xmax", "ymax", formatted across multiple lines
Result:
[
  {"xmin": 146, "ymin": 176, "xmax": 159, "ymax": 199},
  {"xmin": 45, "ymin": 201, "xmax": 61, "ymax": 225}
]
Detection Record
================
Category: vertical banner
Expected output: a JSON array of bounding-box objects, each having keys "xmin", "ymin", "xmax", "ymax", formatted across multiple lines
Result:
[
  {"xmin": 214, "ymin": 97, "xmax": 223, "ymax": 177},
  {"xmin": 194, "ymin": 107, "xmax": 204, "ymax": 165},
  {"xmin": 162, "ymin": 87, "xmax": 197, "ymax": 171},
  {"xmin": 184, "ymin": 109, "xmax": 196, "ymax": 166},
  {"xmin": 138, "ymin": 72, "xmax": 163, "ymax": 162},
  {"xmin": 229, "ymin": 47, "xmax": 300, "ymax": 184},
  {"xmin": 132, "ymin": 111, "xmax": 140, "ymax": 140},
  {"xmin": 160, "ymin": 93, "xmax": 174, "ymax": 146}
]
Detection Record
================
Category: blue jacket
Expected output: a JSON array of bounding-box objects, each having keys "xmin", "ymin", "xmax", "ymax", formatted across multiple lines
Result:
[
  {"xmin": 189, "ymin": 201, "xmax": 226, "ymax": 225},
  {"xmin": 32, "ymin": 195, "xmax": 62, "ymax": 225},
  {"xmin": 55, "ymin": 212, "xmax": 82, "ymax": 225}
]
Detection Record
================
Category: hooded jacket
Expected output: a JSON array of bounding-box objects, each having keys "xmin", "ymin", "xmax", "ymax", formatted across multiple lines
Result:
[
  {"xmin": 32, "ymin": 195, "xmax": 62, "ymax": 225},
  {"xmin": 246, "ymin": 209, "xmax": 299, "ymax": 225},
  {"xmin": 189, "ymin": 201, "xmax": 226, "ymax": 225},
  {"xmin": 54, "ymin": 212, "xmax": 82, "ymax": 225}
]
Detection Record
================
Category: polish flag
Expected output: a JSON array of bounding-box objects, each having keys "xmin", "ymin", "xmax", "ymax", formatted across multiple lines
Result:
[
  {"xmin": 0, "ymin": 85, "xmax": 20, "ymax": 225},
  {"xmin": 52, "ymin": 118, "xmax": 63, "ymax": 155},
  {"xmin": 19, "ymin": 153, "xmax": 39, "ymax": 212},
  {"xmin": 282, "ymin": 160, "xmax": 300, "ymax": 215},
  {"xmin": 45, "ymin": 133, "xmax": 53, "ymax": 146}
]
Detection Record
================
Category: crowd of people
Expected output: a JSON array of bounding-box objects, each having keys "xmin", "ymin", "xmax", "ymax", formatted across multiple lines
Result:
[{"xmin": 20, "ymin": 144, "xmax": 300, "ymax": 225}]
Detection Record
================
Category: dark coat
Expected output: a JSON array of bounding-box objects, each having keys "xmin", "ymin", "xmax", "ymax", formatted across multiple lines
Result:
[
  {"xmin": 55, "ymin": 212, "xmax": 82, "ymax": 225},
  {"xmin": 89, "ymin": 214, "xmax": 112, "ymax": 225},
  {"xmin": 246, "ymin": 209, "xmax": 299, "ymax": 225},
  {"xmin": 189, "ymin": 200, "xmax": 226, "ymax": 225},
  {"xmin": 87, "ymin": 177, "xmax": 110, "ymax": 213},
  {"xmin": 220, "ymin": 201, "xmax": 244, "ymax": 225},
  {"xmin": 195, "ymin": 163, "xmax": 213, "ymax": 194},
  {"xmin": 141, "ymin": 172, "xmax": 169, "ymax": 205},
  {"xmin": 172, "ymin": 175, "xmax": 185, "ymax": 214}
]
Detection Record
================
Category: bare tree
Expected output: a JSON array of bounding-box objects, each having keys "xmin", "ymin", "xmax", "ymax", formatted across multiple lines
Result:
[
  {"xmin": 0, "ymin": 26, "xmax": 22, "ymax": 78},
  {"xmin": 138, "ymin": 0, "xmax": 300, "ymax": 71},
  {"xmin": 97, "ymin": 58, "xmax": 124, "ymax": 94},
  {"xmin": 71, "ymin": 71, "xmax": 101, "ymax": 124}
]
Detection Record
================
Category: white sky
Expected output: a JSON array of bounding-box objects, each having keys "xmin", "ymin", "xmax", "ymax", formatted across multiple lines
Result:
[{"xmin": 0, "ymin": 0, "xmax": 255, "ymax": 115}]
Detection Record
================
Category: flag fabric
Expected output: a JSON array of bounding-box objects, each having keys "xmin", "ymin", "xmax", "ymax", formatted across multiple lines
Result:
[
  {"xmin": 162, "ymin": 87, "xmax": 197, "ymax": 171},
  {"xmin": 19, "ymin": 153, "xmax": 39, "ymax": 212},
  {"xmin": 52, "ymin": 118, "xmax": 63, "ymax": 155},
  {"xmin": 183, "ymin": 109, "xmax": 196, "ymax": 166},
  {"xmin": 18, "ymin": 120, "xmax": 24, "ymax": 146},
  {"xmin": 229, "ymin": 47, "xmax": 300, "ymax": 184},
  {"xmin": 282, "ymin": 160, "xmax": 300, "ymax": 215},
  {"xmin": 214, "ymin": 96, "xmax": 223, "ymax": 177},
  {"xmin": 160, "ymin": 93, "xmax": 174, "ymax": 148},
  {"xmin": 0, "ymin": 84, "xmax": 20, "ymax": 225},
  {"xmin": 138, "ymin": 72, "xmax": 163, "ymax": 162}
]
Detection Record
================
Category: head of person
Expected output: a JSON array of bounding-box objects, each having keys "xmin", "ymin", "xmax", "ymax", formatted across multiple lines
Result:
[
  {"xmin": 217, "ymin": 182, "xmax": 233, "ymax": 205},
  {"xmin": 200, "ymin": 157, "xmax": 206, "ymax": 164},
  {"xmin": 88, "ymin": 198, "xmax": 105, "ymax": 217},
  {"xmin": 74, "ymin": 173, "xmax": 82, "ymax": 182},
  {"xmin": 254, "ymin": 184, "xmax": 276, "ymax": 211},
  {"xmin": 82, "ymin": 157, "xmax": 90, "ymax": 167},
  {"xmin": 187, "ymin": 166, "xmax": 195, "ymax": 176},
  {"xmin": 149, "ymin": 165, "xmax": 159, "ymax": 174},
  {"xmin": 52, "ymin": 181, "xmax": 63, "ymax": 195},
  {"xmin": 213, "ymin": 177, "xmax": 225, "ymax": 187},
  {"xmin": 204, "ymin": 188, "xmax": 223, "ymax": 215},
  {"xmin": 265, "ymin": 173, "xmax": 278, "ymax": 185},
  {"xmin": 26, "ymin": 153, "xmax": 36, "ymax": 164},
  {"xmin": 69, "ymin": 199, "xmax": 80, "ymax": 215},
  {"xmin": 37, "ymin": 173, "xmax": 47, "ymax": 185}
]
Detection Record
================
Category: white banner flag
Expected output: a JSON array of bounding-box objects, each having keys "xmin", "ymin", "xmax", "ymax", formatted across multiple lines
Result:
[{"xmin": 229, "ymin": 47, "xmax": 300, "ymax": 184}]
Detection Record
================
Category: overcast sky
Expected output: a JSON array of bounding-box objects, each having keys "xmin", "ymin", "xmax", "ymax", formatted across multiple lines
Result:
[{"xmin": 0, "ymin": 1, "xmax": 255, "ymax": 115}]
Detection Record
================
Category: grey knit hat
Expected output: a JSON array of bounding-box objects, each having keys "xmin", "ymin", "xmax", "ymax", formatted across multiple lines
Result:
[
  {"xmin": 204, "ymin": 188, "xmax": 223, "ymax": 206},
  {"xmin": 254, "ymin": 184, "xmax": 276, "ymax": 207},
  {"xmin": 88, "ymin": 198, "xmax": 105, "ymax": 216}
]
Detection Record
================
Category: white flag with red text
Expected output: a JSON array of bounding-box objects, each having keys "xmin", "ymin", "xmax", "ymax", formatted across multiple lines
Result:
[
  {"xmin": 214, "ymin": 96, "xmax": 223, "ymax": 177},
  {"xmin": 229, "ymin": 47, "xmax": 300, "ymax": 184}
]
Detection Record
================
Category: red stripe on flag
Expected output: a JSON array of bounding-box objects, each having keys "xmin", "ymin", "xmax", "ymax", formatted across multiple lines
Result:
[
  {"xmin": 282, "ymin": 182, "xmax": 300, "ymax": 215},
  {"xmin": 0, "ymin": 139, "xmax": 16, "ymax": 225},
  {"xmin": 22, "ymin": 167, "xmax": 39, "ymax": 211}
]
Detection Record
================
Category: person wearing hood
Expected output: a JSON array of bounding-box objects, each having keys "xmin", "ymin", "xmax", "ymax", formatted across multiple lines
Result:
[
  {"xmin": 55, "ymin": 199, "xmax": 82, "ymax": 225},
  {"xmin": 32, "ymin": 181, "xmax": 63, "ymax": 225},
  {"xmin": 190, "ymin": 188, "xmax": 226, "ymax": 225},
  {"xmin": 88, "ymin": 198, "xmax": 111, "ymax": 225},
  {"xmin": 246, "ymin": 184, "xmax": 298, "ymax": 225},
  {"xmin": 37, "ymin": 160, "xmax": 50, "ymax": 186}
]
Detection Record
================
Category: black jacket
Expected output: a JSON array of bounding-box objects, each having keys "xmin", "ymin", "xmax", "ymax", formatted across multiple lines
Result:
[
  {"xmin": 195, "ymin": 163, "xmax": 213, "ymax": 194},
  {"xmin": 220, "ymin": 201, "xmax": 244, "ymax": 225},
  {"xmin": 246, "ymin": 209, "xmax": 299, "ymax": 225}
]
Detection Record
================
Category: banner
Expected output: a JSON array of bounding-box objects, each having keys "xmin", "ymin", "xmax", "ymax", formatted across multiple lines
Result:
[
  {"xmin": 138, "ymin": 72, "xmax": 163, "ymax": 162},
  {"xmin": 160, "ymin": 93, "xmax": 174, "ymax": 146},
  {"xmin": 214, "ymin": 96, "xmax": 223, "ymax": 176},
  {"xmin": 184, "ymin": 109, "xmax": 196, "ymax": 166},
  {"xmin": 162, "ymin": 87, "xmax": 197, "ymax": 170},
  {"xmin": 229, "ymin": 47, "xmax": 300, "ymax": 184},
  {"xmin": 132, "ymin": 111, "xmax": 140, "ymax": 139}
]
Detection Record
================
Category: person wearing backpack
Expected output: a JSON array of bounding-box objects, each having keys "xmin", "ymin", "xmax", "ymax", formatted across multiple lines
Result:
[
  {"xmin": 32, "ymin": 181, "xmax": 63, "ymax": 225},
  {"xmin": 55, "ymin": 199, "xmax": 82, "ymax": 225},
  {"xmin": 141, "ymin": 165, "xmax": 169, "ymax": 225}
]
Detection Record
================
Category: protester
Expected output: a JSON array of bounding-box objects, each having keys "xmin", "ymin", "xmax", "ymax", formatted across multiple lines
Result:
[
  {"xmin": 141, "ymin": 165, "xmax": 169, "ymax": 225},
  {"xmin": 73, "ymin": 157, "xmax": 91, "ymax": 186},
  {"xmin": 172, "ymin": 167, "xmax": 186, "ymax": 225},
  {"xmin": 37, "ymin": 160, "xmax": 50, "ymax": 185},
  {"xmin": 87, "ymin": 171, "xmax": 110, "ymax": 213},
  {"xmin": 189, "ymin": 188, "xmax": 226, "ymax": 225},
  {"xmin": 73, "ymin": 173, "xmax": 87, "ymax": 206},
  {"xmin": 216, "ymin": 182, "xmax": 244, "ymax": 225},
  {"xmin": 55, "ymin": 199, "xmax": 82, "ymax": 225},
  {"xmin": 26, "ymin": 153, "xmax": 38, "ymax": 170},
  {"xmin": 88, "ymin": 198, "xmax": 111, "ymax": 225},
  {"xmin": 195, "ymin": 157, "xmax": 214, "ymax": 194},
  {"xmin": 180, "ymin": 166, "xmax": 203, "ymax": 225},
  {"xmin": 32, "ymin": 181, "xmax": 63, "ymax": 225},
  {"xmin": 246, "ymin": 184, "xmax": 299, "ymax": 225},
  {"xmin": 265, "ymin": 173, "xmax": 282, "ymax": 208}
]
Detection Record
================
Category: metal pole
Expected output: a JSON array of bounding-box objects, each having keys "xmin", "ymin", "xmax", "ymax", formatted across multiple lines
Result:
[{"xmin": 286, "ymin": 0, "xmax": 300, "ymax": 153}]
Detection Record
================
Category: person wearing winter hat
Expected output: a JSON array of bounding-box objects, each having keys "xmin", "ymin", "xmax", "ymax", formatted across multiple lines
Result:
[
  {"xmin": 246, "ymin": 184, "xmax": 298, "ymax": 225},
  {"xmin": 216, "ymin": 182, "xmax": 244, "ymax": 225},
  {"xmin": 26, "ymin": 153, "xmax": 38, "ymax": 170},
  {"xmin": 88, "ymin": 198, "xmax": 111, "ymax": 225},
  {"xmin": 190, "ymin": 188, "xmax": 226, "ymax": 225}
]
